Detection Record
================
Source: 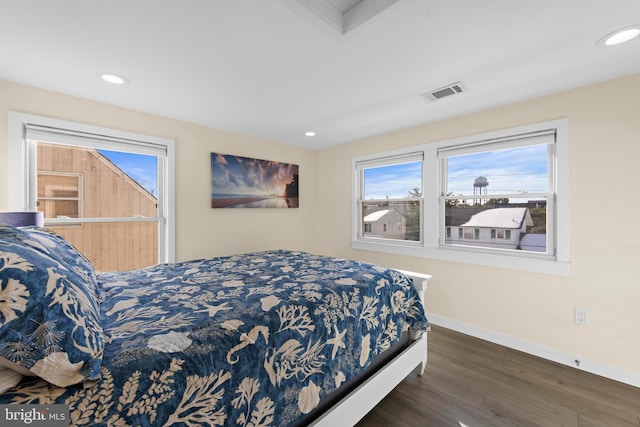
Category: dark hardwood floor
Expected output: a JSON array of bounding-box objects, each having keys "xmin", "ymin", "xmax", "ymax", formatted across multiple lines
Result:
[{"xmin": 356, "ymin": 325, "xmax": 640, "ymax": 427}]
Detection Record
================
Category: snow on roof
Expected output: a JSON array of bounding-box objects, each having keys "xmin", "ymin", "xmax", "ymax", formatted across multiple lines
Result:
[
  {"xmin": 363, "ymin": 209, "xmax": 390, "ymax": 222},
  {"xmin": 461, "ymin": 207, "xmax": 530, "ymax": 228}
]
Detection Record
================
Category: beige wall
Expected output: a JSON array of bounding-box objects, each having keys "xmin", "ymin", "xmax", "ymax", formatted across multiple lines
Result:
[
  {"xmin": 0, "ymin": 80, "xmax": 317, "ymax": 262},
  {"xmin": 314, "ymin": 73, "xmax": 640, "ymax": 378}
]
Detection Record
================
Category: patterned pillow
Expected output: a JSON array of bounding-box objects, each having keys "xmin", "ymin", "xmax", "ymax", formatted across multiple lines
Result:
[
  {"xmin": 23, "ymin": 227, "xmax": 99, "ymax": 297},
  {"xmin": 0, "ymin": 366, "xmax": 22, "ymax": 394},
  {"xmin": 0, "ymin": 225, "xmax": 103, "ymax": 387}
]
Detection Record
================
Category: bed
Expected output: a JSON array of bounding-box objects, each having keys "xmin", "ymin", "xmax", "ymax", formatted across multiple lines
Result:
[{"xmin": 0, "ymin": 223, "xmax": 430, "ymax": 426}]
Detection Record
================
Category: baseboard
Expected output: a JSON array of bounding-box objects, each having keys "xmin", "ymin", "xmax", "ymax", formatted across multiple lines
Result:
[{"xmin": 428, "ymin": 314, "xmax": 640, "ymax": 389}]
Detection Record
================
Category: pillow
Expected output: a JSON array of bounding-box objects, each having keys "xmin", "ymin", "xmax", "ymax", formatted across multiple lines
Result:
[
  {"xmin": 21, "ymin": 227, "xmax": 99, "ymax": 296},
  {"xmin": 0, "ymin": 225, "xmax": 103, "ymax": 387},
  {"xmin": 0, "ymin": 366, "xmax": 22, "ymax": 394}
]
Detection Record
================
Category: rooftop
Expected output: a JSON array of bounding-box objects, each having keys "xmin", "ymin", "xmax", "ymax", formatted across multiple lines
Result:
[{"xmin": 461, "ymin": 208, "xmax": 532, "ymax": 229}]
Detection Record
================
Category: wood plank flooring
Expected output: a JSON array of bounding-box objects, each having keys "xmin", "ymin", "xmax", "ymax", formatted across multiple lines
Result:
[{"xmin": 356, "ymin": 325, "xmax": 640, "ymax": 427}]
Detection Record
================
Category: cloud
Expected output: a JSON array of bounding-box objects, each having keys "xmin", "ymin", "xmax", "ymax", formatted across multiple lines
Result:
[{"xmin": 212, "ymin": 154, "xmax": 298, "ymax": 196}]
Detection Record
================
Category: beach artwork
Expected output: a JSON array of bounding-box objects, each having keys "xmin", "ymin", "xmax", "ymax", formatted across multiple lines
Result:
[{"xmin": 211, "ymin": 153, "xmax": 299, "ymax": 208}]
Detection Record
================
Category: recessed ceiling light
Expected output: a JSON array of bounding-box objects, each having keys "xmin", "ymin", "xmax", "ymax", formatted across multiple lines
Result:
[
  {"xmin": 100, "ymin": 73, "xmax": 129, "ymax": 85},
  {"xmin": 597, "ymin": 25, "xmax": 640, "ymax": 47},
  {"xmin": 304, "ymin": 131, "xmax": 317, "ymax": 137}
]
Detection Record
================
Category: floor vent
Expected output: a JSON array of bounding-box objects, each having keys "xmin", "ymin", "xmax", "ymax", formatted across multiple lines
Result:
[{"xmin": 420, "ymin": 82, "xmax": 467, "ymax": 102}]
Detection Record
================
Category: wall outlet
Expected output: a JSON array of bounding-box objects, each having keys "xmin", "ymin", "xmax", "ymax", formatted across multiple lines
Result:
[{"xmin": 575, "ymin": 308, "xmax": 588, "ymax": 325}]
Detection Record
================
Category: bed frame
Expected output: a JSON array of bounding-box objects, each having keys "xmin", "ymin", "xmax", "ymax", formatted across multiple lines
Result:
[{"xmin": 311, "ymin": 270, "xmax": 431, "ymax": 426}]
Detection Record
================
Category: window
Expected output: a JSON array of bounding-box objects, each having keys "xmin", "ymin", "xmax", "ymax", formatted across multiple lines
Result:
[
  {"xmin": 441, "ymin": 132, "xmax": 553, "ymax": 253},
  {"xmin": 37, "ymin": 171, "xmax": 83, "ymax": 223},
  {"xmin": 9, "ymin": 112, "xmax": 175, "ymax": 271},
  {"xmin": 353, "ymin": 119, "xmax": 569, "ymax": 275},
  {"xmin": 355, "ymin": 153, "xmax": 423, "ymax": 243},
  {"xmin": 463, "ymin": 228, "xmax": 474, "ymax": 240}
]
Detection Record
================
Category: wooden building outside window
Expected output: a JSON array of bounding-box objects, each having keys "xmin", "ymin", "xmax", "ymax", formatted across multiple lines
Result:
[{"xmin": 37, "ymin": 142, "xmax": 158, "ymax": 272}]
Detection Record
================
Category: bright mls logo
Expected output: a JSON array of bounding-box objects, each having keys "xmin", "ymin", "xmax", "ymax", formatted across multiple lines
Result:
[{"xmin": 1, "ymin": 405, "xmax": 68, "ymax": 426}]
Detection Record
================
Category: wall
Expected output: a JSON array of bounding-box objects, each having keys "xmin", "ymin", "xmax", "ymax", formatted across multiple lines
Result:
[
  {"xmin": 314, "ymin": 73, "xmax": 640, "ymax": 382},
  {"xmin": 0, "ymin": 80, "xmax": 317, "ymax": 262},
  {"xmin": 2, "ymin": 74, "xmax": 638, "ymax": 384}
]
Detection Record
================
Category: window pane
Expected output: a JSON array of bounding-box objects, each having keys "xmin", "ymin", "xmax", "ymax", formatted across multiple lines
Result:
[
  {"xmin": 37, "ymin": 172, "xmax": 81, "ymax": 219},
  {"xmin": 445, "ymin": 198, "xmax": 547, "ymax": 252},
  {"xmin": 361, "ymin": 160, "xmax": 422, "ymax": 242},
  {"xmin": 362, "ymin": 200, "xmax": 420, "ymax": 241},
  {"xmin": 37, "ymin": 142, "xmax": 159, "ymax": 271},
  {"xmin": 446, "ymin": 145, "xmax": 548, "ymax": 197},
  {"xmin": 364, "ymin": 161, "xmax": 422, "ymax": 199},
  {"xmin": 444, "ymin": 144, "xmax": 549, "ymax": 254}
]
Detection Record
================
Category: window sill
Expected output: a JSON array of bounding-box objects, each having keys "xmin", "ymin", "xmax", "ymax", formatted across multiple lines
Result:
[{"xmin": 352, "ymin": 240, "xmax": 570, "ymax": 276}]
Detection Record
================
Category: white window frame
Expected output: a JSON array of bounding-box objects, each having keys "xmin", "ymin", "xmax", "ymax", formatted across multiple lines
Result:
[
  {"xmin": 353, "ymin": 119, "xmax": 569, "ymax": 275},
  {"xmin": 8, "ymin": 112, "xmax": 176, "ymax": 264},
  {"xmin": 37, "ymin": 170, "xmax": 84, "ymax": 226},
  {"xmin": 354, "ymin": 151, "xmax": 424, "ymax": 245}
]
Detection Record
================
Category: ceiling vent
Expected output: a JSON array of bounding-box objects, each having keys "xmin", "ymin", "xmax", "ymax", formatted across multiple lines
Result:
[{"xmin": 420, "ymin": 81, "xmax": 467, "ymax": 102}]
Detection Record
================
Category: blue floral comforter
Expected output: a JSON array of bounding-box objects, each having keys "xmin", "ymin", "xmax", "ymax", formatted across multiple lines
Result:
[{"xmin": 1, "ymin": 249, "xmax": 428, "ymax": 426}]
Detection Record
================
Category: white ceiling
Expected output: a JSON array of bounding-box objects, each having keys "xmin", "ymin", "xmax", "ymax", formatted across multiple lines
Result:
[{"xmin": 1, "ymin": 0, "xmax": 639, "ymax": 150}]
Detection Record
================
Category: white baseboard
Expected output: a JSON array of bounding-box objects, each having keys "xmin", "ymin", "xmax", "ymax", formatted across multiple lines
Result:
[{"xmin": 428, "ymin": 314, "xmax": 640, "ymax": 389}]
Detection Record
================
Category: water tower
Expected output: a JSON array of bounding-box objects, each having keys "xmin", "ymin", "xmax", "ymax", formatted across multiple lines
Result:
[{"xmin": 473, "ymin": 176, "xmax": 489, "ymax": 205}]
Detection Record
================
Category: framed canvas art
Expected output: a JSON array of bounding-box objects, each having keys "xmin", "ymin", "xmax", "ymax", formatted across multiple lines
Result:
[{"xmin": 211, "ymin": 153, "xmax": 299, "ymax": 208}]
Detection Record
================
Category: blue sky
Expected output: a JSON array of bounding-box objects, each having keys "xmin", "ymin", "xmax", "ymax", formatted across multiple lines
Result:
[
  {"xmin": 99, "ymin": 144, "xmax": 547, "ymax": 202},
  {"xmin": 447, "ymin": 145, "xmax": 548, "ymax": 196},
  {"xmin": 364, "ymin": 162, "xmax": 422, "ymax": 199},
  {"xmin": 99, "ymin": 150, "xmax": 157, "ymax": 195},
  {"xmin": 364, "ymin": 145, "xmax": 548, "ymax": 200}
]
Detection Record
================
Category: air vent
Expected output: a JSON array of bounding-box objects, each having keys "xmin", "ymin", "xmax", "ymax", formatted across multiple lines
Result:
[{"xmin": 420, "ymin": 82, "xmax": 467, "ymax": 102}]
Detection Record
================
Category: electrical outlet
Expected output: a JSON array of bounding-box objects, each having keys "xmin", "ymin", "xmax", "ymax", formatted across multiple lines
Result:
[{"xmin": 575, "ymin": 308, "xmax": 588, "ymax": 325}]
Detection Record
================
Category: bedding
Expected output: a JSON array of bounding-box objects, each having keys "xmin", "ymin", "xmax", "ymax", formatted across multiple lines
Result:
[
  {"xmin": 1, "ymin": 226, "xmax": 428, "ymax": 426},
  {"xmin": 0, "ymin": 225, "xmax": 103, "ymax": 388}
]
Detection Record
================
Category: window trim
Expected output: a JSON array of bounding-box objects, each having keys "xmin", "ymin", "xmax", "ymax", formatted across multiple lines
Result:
[
  {"xmin": 8, "ymin": 112, "xmax": 176, "ymax": 263},
  {"xmin": 354, "ymin": 151, "xmax": 424, "ymax": 244},
  {"xmin": 352, "ymin": 119, "xmax": 569, "ymax": 276},
  {"xmin": 37, "ymin": 170, "xmax": 84, "ymax": 226}
]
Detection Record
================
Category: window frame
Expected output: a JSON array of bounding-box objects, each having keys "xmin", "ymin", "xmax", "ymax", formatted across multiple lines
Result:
[
  {"xmin": 352, "ymin": 119, "xmax": 569, "ymax": 275},
  {"xmin": 354, "ymin": 151, "xmax": 424, "ymax": 245},
  {"xmin": 37, "ymin": 170, "xmax": 84, "ymax": 227},
  {"xmin": 8, "ymin": 112, "xmax": 176, "ymax": 264}
]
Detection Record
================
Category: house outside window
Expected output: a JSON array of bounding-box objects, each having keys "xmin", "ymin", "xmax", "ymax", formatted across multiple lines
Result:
[
  {"xmin": 9, "ymin": 112, "xmax": 175, "ymax": 272},
  {"xmin": 353, "ymin": 119, "xmax": 569, "ymax": 275}
]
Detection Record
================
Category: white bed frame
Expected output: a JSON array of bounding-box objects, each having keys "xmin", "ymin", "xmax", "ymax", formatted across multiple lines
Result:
[{"xmin": 312, "ymin": 270, "xmax": 431, "ymax": 426}]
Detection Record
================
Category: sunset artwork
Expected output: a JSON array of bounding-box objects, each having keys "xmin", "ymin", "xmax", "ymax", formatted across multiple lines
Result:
[{"xmin": 211, "ymin": 153, "xmax": 299, "ymax": 208}]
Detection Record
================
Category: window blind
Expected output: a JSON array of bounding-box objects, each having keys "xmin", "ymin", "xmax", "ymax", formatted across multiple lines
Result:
[
  {"xmin": 25, "ymin": 124, "xmax": 167, "ymax": 157},
  {"xmin": 437, "ymin": 129, "xmax": 555, "ymax": 158},
  {"xmin": 355, "ymin": 151, "xmax": 423, "ymax": 169}
]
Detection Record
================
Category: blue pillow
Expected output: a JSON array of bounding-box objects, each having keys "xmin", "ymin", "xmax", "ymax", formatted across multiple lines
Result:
[
  {"xmin": 0, "ymin": 225, "xmax": 103, "ymax": 387},
  {"xmin": 23, "ymin": 227, "xmax": 99, "ymax": 297}
]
